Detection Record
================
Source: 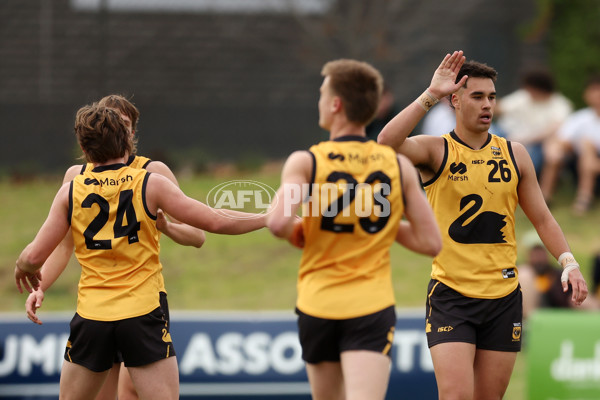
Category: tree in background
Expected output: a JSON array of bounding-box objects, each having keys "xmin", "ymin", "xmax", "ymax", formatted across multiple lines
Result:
[{"xmin": 525, "ymin": 0, "xmax": 600, "ymax": 109}]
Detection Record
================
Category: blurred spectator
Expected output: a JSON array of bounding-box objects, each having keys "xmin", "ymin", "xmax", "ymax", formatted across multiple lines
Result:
[
  {"xmin": 540, "ymin": 75, "xmax": 600, "ymax": 210},
  {"xmin": 497, "ymin": 68, "xmax": 573, "ymax": 177},
  {"xmin": 366, "ymin": 86, "xmax": 399, "ymax": 141},
  {"xmin": 592, "ymin": 252, "xmax": 600, "ymax": 299},
  {"xmin": 571, "ymin": 77, "xmax": 600, "ymax": 214},
  {"xmin": 518, "ymin": 231, "xmax": 573, "ymax": 319},
  {"xmin": 421, "ymin": 97, "xmax": 456, "ymax": 136}
]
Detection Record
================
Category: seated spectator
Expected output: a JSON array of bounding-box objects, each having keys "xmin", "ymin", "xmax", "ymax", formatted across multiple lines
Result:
[
  {"xmin": 518, "ymin": 231, "xmax": 573, "ymax": 319},
  {"xmin": 540, "ymin": 75, "xmax": 600, "ymax": 210},
  {"xmin": 497, "ymin": 68, "xmax": 573, "ymax": 177}
]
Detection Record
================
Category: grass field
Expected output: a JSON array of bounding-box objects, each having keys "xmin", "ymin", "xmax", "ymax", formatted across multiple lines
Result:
[{"xmin": 1, "ymin": 165, "xmax": 598, "ymax": 399}]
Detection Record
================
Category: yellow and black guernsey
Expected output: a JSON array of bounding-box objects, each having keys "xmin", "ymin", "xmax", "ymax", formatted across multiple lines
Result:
[
  {"xmin": 424, "ymin": 131, "xmax": 520, "ymax": 299},
  {"xmin": 80, "ymin": 154, "xmax": 167, "ymax": 297},
  {"xmin": 80, "ymin": 154, "xmax": 151, "ymax": 174},
  {"xmin": 298, "ymin": 136, "xmax": 404, "ymax": 319},
  {"xmin": 69, "ymin": 163, "xmax": 162, "ymax": 321}
]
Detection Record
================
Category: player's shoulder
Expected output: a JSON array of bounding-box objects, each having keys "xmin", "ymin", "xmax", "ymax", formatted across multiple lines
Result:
[
  {"xmin": 144, "ymin": 159, "xmax": 170, "ymax": 173},
  {"xmin": 64, "ymin": 164, "xmax": 85, "ymax": 183}
]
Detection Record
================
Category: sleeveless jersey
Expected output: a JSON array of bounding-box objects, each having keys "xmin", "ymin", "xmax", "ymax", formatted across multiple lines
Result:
[
  {"xmin": 298, "ymin": 136, "xmax": 404, "ymax": 319},
  {"xmin": 70, "ymin": 164, "xmax": 162, "ymax": 321},
  {"xmin": 80, "ymin": 154, "xmax": 151, "ymax": 174},
  {"xmin": 424, "ymin": 132, "xmax": 520, "ymax": 298},
  {"xmin": 79, "ymin": 154, "xmax": 166, "ymax": 295}
]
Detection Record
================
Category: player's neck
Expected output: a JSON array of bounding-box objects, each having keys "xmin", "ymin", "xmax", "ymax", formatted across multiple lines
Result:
[
  {"xmin": 453, "ymin": 126, "xmax": 489, "ymax": 150},
  {"xmin": 93, "ymin": 156, "xmax": 128, "ymax": 168},
  {"xmin": 328, "ymin": 119, "xmax": 366, "ymax": 140}
]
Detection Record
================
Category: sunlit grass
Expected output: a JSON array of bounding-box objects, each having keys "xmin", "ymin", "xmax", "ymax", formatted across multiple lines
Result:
[{"xmin": 1, "ymin": 169, "xmax": 597, "ymax": 400}]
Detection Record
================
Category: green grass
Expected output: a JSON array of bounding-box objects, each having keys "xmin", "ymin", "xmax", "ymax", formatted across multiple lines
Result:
[{"xmin": 1, "ymin": 168, "xmax": 597, "ymax": 400}]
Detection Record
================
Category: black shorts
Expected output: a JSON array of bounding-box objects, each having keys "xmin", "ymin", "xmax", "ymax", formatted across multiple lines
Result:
[
  {"xmin": 425, "ymin": 280, "xmax": 522, "ymax": 352},
  {"xmin": 113, "ymin": 292, "xmax": 170, "ymax": 364},
  {"xmin": 296, "ymin": 306, "xmax": 396, "ymax": 364},
  {"xmin": 65, "ymin": 293, "xmax": 175, "ymax": 372}
]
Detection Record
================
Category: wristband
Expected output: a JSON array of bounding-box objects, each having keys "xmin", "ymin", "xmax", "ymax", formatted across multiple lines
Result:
[
  {"xmin": 558, "ymin": 252, "xmax": 580, "ymax": 283},
  {"xmin": 416, "ymin": 90, "xmax": 440, "ymax": 112}
]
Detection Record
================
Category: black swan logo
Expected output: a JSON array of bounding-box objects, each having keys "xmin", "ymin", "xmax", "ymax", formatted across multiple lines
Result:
[{"xmin": 448, "ymin": 194, "xmax": 507, "ymax": 244}]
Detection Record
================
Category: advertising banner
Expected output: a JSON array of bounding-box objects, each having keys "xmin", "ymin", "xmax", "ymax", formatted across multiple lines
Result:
[
  {"xmin": 527, "ymin": 310, "xmax": 600, "ymax": 400},
  {"xmin": 0, "ymin": 310, "xmax": 437, "ymax": 399}
]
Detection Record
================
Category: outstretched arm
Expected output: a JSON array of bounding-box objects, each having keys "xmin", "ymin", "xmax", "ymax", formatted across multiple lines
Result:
[
  {"xmin": 147, "ymin": 174, "xmax": 267, "ymax": 234},
  {"xmin": 378, "ymin": 51, "xmax": 467, "ymax": 157},
  {"xmin": 267, "ymin": 151, "xmax": 313, "ymax": 240},
  {"xmin": 147, "ymin": 161, "xmax": 206, "ymax": 247},
  {"xmin": 155, "ymin": 209, "xmax": 206, "ymax": 248},
  {"xmin": 514, "ymin": 142, "xmax": 588, "ymax": 305},
  {"xmin": 394, "ymin": 156, "xmax": 442, "ymax": 256}
]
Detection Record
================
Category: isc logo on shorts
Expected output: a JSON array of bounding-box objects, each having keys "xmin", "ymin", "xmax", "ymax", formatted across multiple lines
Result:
[{"xmin": 437, "ymin": 326, "xmax": 454, "ymax": 332}]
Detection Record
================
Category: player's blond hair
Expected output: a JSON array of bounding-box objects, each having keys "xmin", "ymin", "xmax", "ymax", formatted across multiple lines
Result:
[{"xmin": 321, "ymin": 59, "xmax": 384, "ymax": 125}]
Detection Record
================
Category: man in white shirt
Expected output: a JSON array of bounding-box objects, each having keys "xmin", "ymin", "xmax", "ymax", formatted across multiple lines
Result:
[
  {"xmin": 539, "ymin": 75, "xmax": 600, "ymax": 213},
  {"xmin": 497, "ymin": 69, "xmax": 572, "ymax": 176}
]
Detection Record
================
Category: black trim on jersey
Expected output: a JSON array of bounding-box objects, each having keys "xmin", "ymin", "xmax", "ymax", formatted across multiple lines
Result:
[
  {"xmin": 91, "ymin": 163, "xmax": 127, "ymax": 173},
  {"xmin": 142, "ymin": 172, "xmax": 157, "ymax": 220},
  {"xmin": 79, "ymin": 164, "xmax": 87, "ymax": 175},
  {"xmin": 307, "ymin": 151, "xmax": 316, "ymax": 198},
  {"xmin": 422, "ymin": 138, "xmax": 448, "ymax": 187},
  {"xmin": 397, "ymin": 156, "xmax": 406, "ymax": 209},
  {"xmin": 126, "ymin": 155, "xmax": 153, "ymax": 169},
  {"xmin": 506, "ymin": 141, "xmax": 521, "ymax": 182},
  {"xmin": 332, "ymin": 135, "xmax": 369, "ymax": 143},
  {"xmin": 126, "ymin": 155, "xmax": 136, "ymax": 166},
  {"xmin": 67, "ymin": 181, "xmax": 73, "ymax": 226},
  {"xmin": 450, "ymin": 130, "xmax": 492, "ymax": 150}
]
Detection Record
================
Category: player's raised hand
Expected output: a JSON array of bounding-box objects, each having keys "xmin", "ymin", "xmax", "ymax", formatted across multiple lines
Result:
[
  {"xmin": 26, "ymin": 290, "xmax": 45, "ymax": 325},
  {"xmin": 428, "ymin": 50, "xmax": 468, "ymax": 99}
]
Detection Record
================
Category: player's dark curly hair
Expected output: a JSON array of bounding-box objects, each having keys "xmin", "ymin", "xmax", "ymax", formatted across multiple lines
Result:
[{"xmin": 448, "ymin": 61, "xmax": 498, "ymax": 108}]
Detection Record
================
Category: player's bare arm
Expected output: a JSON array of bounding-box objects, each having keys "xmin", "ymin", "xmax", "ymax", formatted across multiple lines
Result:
[
  {"xmin": 15, "ymin": 182, "xmax": 71, "ymax": 292},
  {"xmin": 394, "ymin": 155, "xmax": 442, "ymax": 256},
  {"xmin": 147, "ymin": 173, "xmax": 266, "ymax": 234},
  {"xmin": 378, "ymin": 50, "xmax": 467, "ymax": 154},
  {"xmin": 22, "ymin": 165, "xmax": 82, "ymax": 323},
  {"xmin": 267, "ymin": 151, "xmax": 313, "ymax": 240},
  {"xmin": 512, "ymin": 141, "xmax": 588, "ymax": 304},
  {"xmin": 34, "ymin": 165, "xmax": 81, "ymax": 285},
  {"xmin": 146, "ymin": 160, "xmax": 206, "ymax": 247}
]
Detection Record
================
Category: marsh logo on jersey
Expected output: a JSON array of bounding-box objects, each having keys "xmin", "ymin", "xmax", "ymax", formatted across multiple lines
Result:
[
  {"xmin": 448, "ymin": 162, "xmax": 468, "ymax": 182},
  {"xmin": 449, "ymin": 162, "xmax": 467, "ymax": 174},
  {"xmin": 512, "ymin": 323, "xmax": 522, "ymax": 341},
  {"xmin": 84, "ymin": 178, "xmax": 100, "ymax": 185},
  {"xmin": 328, "ymin": 152, "xmax": 345, "ymax": 161}
]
